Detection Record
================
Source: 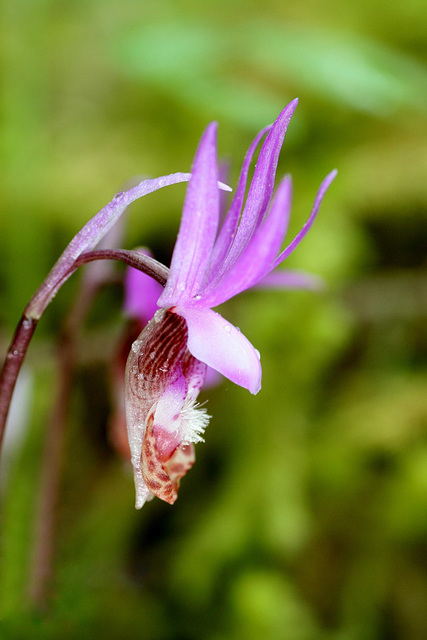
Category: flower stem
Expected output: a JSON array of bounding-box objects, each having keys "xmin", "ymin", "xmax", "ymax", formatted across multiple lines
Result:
[
  {"xmin": 0, "ymin": 315, "xmax": 38, "ymax": 453},
  {"xmin": 27, "ymin": 276, "xmax": 98, "ymax": 607},
  {"xmin": 0, "ymin": 249, "xmax": 168, "ymax": 459},
  {"xmin": 73, "ymin": 249, "xmax": 169, "ymax": 285}
]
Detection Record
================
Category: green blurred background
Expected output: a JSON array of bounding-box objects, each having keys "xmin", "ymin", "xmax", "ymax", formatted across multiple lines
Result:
[{"xmin": 1, "ymin": 0, "xmax": 427, "ymax": 638}]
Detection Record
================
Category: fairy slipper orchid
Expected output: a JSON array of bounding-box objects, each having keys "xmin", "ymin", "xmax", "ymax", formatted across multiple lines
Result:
[{"xmin": 125, "ymin": 99, "xmax": 337, "ymax": 508}]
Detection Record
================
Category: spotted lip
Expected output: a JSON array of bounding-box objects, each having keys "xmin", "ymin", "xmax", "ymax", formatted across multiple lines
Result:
[{"xmin": 125, "ymin": 308, "xmax": 206, "ymax": 507}]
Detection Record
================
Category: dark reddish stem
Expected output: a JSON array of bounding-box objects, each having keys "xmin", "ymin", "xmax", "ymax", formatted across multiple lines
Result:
[
  {"xmin": 27, "ymin": 279, "xmax": 96, "ymax": 607},
  {"xmin": 72, "ymin": 249, "xmax": 168, "ymax": 285},
  {"xmin": 0, "ymin": 249, "xmax": 168, "ymax": 459},
  {"xmin": 27, "ymin": 250, "xmax": 168, "ymax": 607},
  {"xmin": 0, "ymin": 316, "xmax": 38, "ymax": 453}
]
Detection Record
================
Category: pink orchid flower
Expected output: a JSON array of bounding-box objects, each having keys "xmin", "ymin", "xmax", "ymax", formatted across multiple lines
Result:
[{"xmin": 125, "ymin": 99, "xmax": 337, "ymax": 508}]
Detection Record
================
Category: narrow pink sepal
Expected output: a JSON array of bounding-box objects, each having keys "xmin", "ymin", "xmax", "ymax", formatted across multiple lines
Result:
[
  {"xmin": 256, "ymin": 270, "xmax": 325, "ymax": 291},
  {"xmin": 271, "ymin": 169, "xmax": 338, "ymax": 269},
  {"xmin": 124, "ymin": 251, "xmax": 163, "ymax": 324},
  {"xmin": 203, "ymin": 125, "xmax": 271, "ymax": 287},
  {"xmin": 215, "ymin": 99, "xmax": 298, "ymax": 277},
  {"xmin": 27, "ymin": 172, "xmax": 191, "ymax": 319},
  {"xmin": 175, "ymin": 306, "xmax": 262, "ymax": 394},
  {"xmin": 159, "ymin": 123, "xmax": 220, "ymax": 307},
  {"xmin": 197, "ymin": 176, "xmax": 293, "ymax": 308}
]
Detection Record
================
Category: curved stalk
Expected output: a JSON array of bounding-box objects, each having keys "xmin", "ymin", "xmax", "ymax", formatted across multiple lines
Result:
[
  {"xmin": 28, "ymin": 273, "xmax": 101, "ymax": 607},
  {"xmin": 0, "ymin": 317, "xmax": 38, "ymax": 452},
  {"xmin": 0, "ymin": 249, "xmax": 169, "ymax": 457}
]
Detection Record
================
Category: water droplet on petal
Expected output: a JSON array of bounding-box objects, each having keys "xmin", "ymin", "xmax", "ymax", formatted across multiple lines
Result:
[{"xmin": 224, "ymin": 325, "xmax": 231, "ymax": 334}]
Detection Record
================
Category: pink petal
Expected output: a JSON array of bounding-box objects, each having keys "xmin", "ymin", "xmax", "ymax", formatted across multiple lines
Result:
[
  {"xmin": 124, "ymin": 251, "xmax": 163, "ymax": 324},
  {"xmin": 202, "ymin": 125, "xmax": 271, "ymax": 289},
  {"xmin": 218, "ymin": 160, "xmax": 231, "ymax": 223},
  {"xmin": 213, "ymin": 100, "xmax": 298, "ymax": 281},
  {"xmin": 271, "ymin": 169, "xmax": 337, "ymax": 269},
  {"xmin": 175, "ymin": 306, "xmax": 262, "ymax": 394},
  {"xmin": 182, "ymin": 353, "xmax": 207, "ymax": 400},
  {"xmin": 153, "ymin": 375, "xmax": 187, "ymax": 460},
  {"xmin": 159, "ymin": 123, "xmax": 220, "ymax": 307},
  {"xmin": 203, "ymin": 366, "xmax": 223, "ymax": 389},
  {"xmin": 197, "ymin": 176, "xmax": 293, "ymax": 308},
  {"xmin": 256, "ymin": 269, "xmax": 325, "ymax": 291}
]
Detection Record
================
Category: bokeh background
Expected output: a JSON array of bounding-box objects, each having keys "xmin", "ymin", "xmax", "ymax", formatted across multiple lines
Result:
[{"xmin": 1, "ymin": 1, "xmax": 427, "ymax": 638}]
